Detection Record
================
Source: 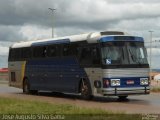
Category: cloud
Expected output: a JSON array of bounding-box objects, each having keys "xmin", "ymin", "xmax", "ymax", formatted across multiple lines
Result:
[
  {"xmin": 0, "ymin": 25, "xmax": 26, "ymax": 42},
  {"xmin": 147, "ymin": 48, "xmax": 160, "ymax": 69},
  {"xmin": 19, "ymin": 25, "xmax": 51, "ymax": 40},
  {"xmin": 0, "ymin": 41, "xmax": 9, "ymax": 68},
  {"xmin": 1, "ymin": 0, "xmax": 160, "ymax": 68},
  {"xmin": 0, "ymin": 46, "xmax": 8, "ymax": 56},
  {"xmin": 0, "ymin": 55, "xmax": 8, "ymax": 67},
  {"xmin": 1, "ymin": 0, "xmax": 160, "ymax": 29},
  {"xmin": 107, "ymin": 0, "xmax": 160, "ymax": 4}
]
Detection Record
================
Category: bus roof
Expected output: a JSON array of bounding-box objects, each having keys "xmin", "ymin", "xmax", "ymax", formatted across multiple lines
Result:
[
  {"xmin": 11, "ymin": 32, "xmax": 99, "ymax": 48},
  {"xmin": 11, "ymin": 31, "xmax": 141, "ymax": 48}
]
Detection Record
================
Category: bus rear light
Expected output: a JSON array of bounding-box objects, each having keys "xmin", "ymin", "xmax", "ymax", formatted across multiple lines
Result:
[{"xmin": 103, "ymin": 79, "xmax": 110, "ymax": 87}]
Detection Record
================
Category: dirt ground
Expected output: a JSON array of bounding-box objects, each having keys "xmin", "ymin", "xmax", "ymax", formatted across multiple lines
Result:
[{"xmin": 151, "ymin": 80, "xmax": 160, "ymax": 87}]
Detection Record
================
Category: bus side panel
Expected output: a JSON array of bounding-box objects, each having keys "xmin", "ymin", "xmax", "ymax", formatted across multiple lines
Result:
[
  {"xmin": 59, "ymin": 57, "xmax": 87, "ymax": 93},
  {"xmin": 8, "ymin": 61, "xmax": 26, "ymax": 88},
  {"xmin": 25, "ymin": 58, "xmax": 61, "ymax": 91},
  {"xmin": 84, "ymin": 68, "xmax": 103, "ymax": 96},
  {"xmin": 25, "ymin": 57, "xmax": 87, "ymax": 93}
]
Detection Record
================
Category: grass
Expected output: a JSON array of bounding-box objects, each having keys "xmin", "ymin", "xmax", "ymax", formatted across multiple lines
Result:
[
  {"xmin": 0, "ymin": 97, "xmax": 106, "ymax": 114},
  {"xmin": 0, "ymin": 97, "xmax": 142, "ymax": 120},
  {"xmin": 151, "ymin": 87, "xmax": 160, "ymax": 92}
]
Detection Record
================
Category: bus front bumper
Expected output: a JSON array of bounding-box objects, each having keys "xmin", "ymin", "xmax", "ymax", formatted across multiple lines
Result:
[{"xmin": 101, "ymin": 87, "xmax": 150, "ymax": 96}]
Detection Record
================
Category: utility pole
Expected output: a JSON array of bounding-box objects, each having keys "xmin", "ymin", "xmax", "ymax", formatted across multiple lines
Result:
[
  {"xmin": 48, "ymin": 8, "xmax": 56, "ymax": 38},
  {"xmin": 149, "ymin": 31, "xmax": 153, "ymax": 81}
]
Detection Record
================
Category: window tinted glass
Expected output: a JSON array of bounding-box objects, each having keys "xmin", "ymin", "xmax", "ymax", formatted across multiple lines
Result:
[
  {"xmin": 8, "ymin": 49, "xmax": 14, "ymax": 61},
  {"xmin": 21, "ymin": 47, "xmax": 31, "ymax": 59},
  {"xmin": 33, "ymin": 46, "xmax": 47, "ymax": 58},
  {"xmin": 62, "ymin": 44, "xmax": 79, "ymax": 56},
  {"xmin": 101, "ymin": 42, "xmax": 148, "ymax": 65},
  {"xmin": 47, "ymin": 45, "xmax": 60, "ymax": 57},
  {"xmin": 80, "ymin": 45, "xmax": 100, "ymax": 65}
]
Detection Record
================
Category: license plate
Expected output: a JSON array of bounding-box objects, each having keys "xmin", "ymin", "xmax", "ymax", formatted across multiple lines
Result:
[{"xmin": 127, "ymin": 80, "xmax": 134, "ymax": 85}]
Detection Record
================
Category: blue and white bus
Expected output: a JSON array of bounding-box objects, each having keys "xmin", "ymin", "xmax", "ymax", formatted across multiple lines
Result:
[{"xmin": 8, "ymin": 31, "xmax": 150, "ymax": 100}]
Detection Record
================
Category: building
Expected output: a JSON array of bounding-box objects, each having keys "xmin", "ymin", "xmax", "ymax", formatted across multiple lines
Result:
[{"xmin": 0, "ymin": 68, "xmax": 8, "ymax": 81}]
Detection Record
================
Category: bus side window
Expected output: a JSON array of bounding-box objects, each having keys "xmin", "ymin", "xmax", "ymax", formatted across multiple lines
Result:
[
  {"xmin": 70, "ymin": 44, "xmax": 79, "ymax": 56},
  {"xmin": 33, "ymin": 46, "xmax": 46, "ymax": 58},
  {"xmin": 80, "ymin": 46, "xmax": 100, "ymax": 65},
  {"xmin": 47, "ymin": 45, "xmax": 58, "ymax": 57},
  {"xmin": 21, "ymin": 47, "xmax": 31, "ymax": 60},
  {"xmin": 80, "ymin": 47, "xmax": 92, "ymax": 65},
  {"xmin": 91, "ymin": 47, "xmax": 100, "ymax": 64},
  {"xmin": 63, "ymin": 44, "xmax": 70, "ymax": 56},
  {"xmin": 43, "ymin": 47, "xmax": 47, "ymax": 57},
  {"xmin": 14, "ymin": 48, "xmax": 21, "ymax": 61},
  {"xmin": 9, "ymin": 49, "xmax": 15, "ymax": 61},
  {"xmin": 62, "ymin": 44, "xmax": 79, "ymax": 57},
  {"xmin": 9, "ymin": 48, "xmax": 20, "ymax": 61}
]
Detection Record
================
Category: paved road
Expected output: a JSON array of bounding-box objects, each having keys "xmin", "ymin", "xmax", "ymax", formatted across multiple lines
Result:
[
  {"xmin": 0, "ymin": 84, "xmax": 160, "ymax": 114},
  {"xmin": 0, "ymin": 83, "xmax": 22, "ymax": 93}
]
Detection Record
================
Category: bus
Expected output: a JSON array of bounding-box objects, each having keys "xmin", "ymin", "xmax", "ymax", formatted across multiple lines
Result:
[{"xmin": 8, "ymin": 31, "xmax": 150, "ymax": 100}]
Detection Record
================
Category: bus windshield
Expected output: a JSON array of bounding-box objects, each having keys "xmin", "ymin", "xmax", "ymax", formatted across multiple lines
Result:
[{"xmin": 101, "ymin": 42, "xmax": 148, "ymax": 65}]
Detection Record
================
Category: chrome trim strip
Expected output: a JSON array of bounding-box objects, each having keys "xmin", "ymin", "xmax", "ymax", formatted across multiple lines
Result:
[
  {"xmin": 101, "ymin": 87, "xmax": 150, "ymax": 95},
  {"xmin": 103, "ymin": 90, "xmax": 150, "ymax": 95},
  {"xmin": 103, "ymin": 68, "xmax": 149, "ymax": 78},
  {"xmin": 102, "ymin": 87, "xmax": 150, "ymax": 91}
]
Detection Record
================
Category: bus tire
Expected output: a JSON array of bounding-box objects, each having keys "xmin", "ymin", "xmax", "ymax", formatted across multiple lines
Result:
[
  {"xmin": 30, "ymin": 90, "xmax": 38, "ymax": 95},
  {"xmin": 80, "ymin": 79, "xmax": 92, "ymax": 100},
  {"xmin": 23, "ymin": 79, "xmax": 38, "ymax": 95},
  {"xmin": 118, "ymin": 96, "xmax": 128, "ymax": 100},
  {"xmin": 23, "ymin": 79, "xmax": 30, "ymax": 94}
]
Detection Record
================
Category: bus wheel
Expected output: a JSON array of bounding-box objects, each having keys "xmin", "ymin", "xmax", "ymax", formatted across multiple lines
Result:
[
  {"xmin": 23, "ymin": 79, "xmax": 30, "ymax": 94},
  {"xmin": 118, "ymin": 96, "xmax": 128, "ymax": 100},
  {"xmin": 80, "ymin": 80, "xmax": 92, "ymax": 100},
  {"xmin": 23, "ymin": 79, "xmax": 38, "ymax": 95}
]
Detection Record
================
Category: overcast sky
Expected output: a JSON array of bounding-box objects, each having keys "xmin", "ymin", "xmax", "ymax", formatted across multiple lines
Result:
[{"xmin": 0, "ymin": 0, "xmax": 160, "ymax": 68}]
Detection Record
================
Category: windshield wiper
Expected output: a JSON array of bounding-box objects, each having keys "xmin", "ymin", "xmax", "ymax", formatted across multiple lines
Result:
[{"xmin": 128, "ymin": 49, "xmax": 141, "ymax": 64}]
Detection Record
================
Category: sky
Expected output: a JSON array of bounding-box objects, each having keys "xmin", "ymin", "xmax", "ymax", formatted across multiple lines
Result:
[{"xmin": 0, "ymin": 0, "xmax": 160, "ymax": 68}]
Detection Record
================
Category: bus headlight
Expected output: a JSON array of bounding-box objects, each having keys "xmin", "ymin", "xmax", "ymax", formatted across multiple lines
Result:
[
  {"xmin": 111, "ymin": 79, "xmax": 121, "ymax": 86},
  {"xmin": 140, "ymin": 78, "xmax": 149, "ymax": 85}
]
